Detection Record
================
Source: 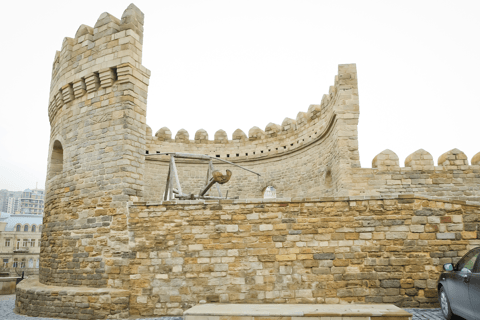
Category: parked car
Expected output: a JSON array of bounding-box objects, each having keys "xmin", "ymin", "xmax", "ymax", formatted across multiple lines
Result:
[{"xmin": 438, "ymin": 246, "xmax": 480, "ymax": 320}]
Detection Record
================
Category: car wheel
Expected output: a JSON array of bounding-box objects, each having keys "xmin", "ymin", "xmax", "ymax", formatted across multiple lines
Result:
[{"xmin": 439, "ymin": 286, "xmax": 457, "ymax": 320}]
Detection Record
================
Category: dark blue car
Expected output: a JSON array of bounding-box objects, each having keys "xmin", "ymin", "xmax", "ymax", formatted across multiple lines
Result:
[{"xmin": 438, "ymin": 246, "xmax": 480, "ymax": 320}]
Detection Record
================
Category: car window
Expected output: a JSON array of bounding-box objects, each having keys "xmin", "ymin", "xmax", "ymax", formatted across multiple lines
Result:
[{"xmin": 457, "ymin": 250, "xmax": 480, "ymax": 273}]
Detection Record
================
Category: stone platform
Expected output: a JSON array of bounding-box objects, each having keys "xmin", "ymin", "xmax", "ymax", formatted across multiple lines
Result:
[
  {"xmin": 184, "ymin": 304, "xmax": 412, "ymax": 320},
  {"xmin": 0, "ymin": 277, "xmax": 20, "ymax": 295},
  {"xmin": 15, "ymin": 276, "xmax": 130, "ymax": 319}
]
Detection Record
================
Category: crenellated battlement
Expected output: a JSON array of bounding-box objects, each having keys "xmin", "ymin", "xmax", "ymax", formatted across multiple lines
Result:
[
  {"xmin": 145, "ymin": 64, "xmax": 358, "ymax": 162},
  {"xmin": 48, "ymin": 4, "xmax": 149, "ymax": 125},
  {"xmin": 347, "ymin": 148, "xmax": 480, "ymax": 200},
  {"xmin": 372, "ymin": 148, "xmax": 480, "ymax": 169}
]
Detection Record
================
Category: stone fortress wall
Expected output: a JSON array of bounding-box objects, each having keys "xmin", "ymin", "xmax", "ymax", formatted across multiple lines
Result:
[
  {"xmin": 17, "ymin": 196, "xmax": 480, "ymax": 318},
  {"xmin": 143, "ymin": 79, "xmax": 480, "ymax": 203},
  {"xmin": 14, "ymin": 3, "xmax": 480, "ymax": 320},
  {"xmin": 124, "ymin": 196, "xmax": 480, "ymax": 316},
  {"xmin": 144, "ymin": 63, "xmax": 360, "ymax": 200}
]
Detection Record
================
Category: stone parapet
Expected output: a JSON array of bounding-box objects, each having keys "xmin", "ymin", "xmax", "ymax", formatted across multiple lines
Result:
[
  {"xmin": 124, "ymin": 196, "xmax": 480, "ymax": 316},
  {"xmin": 16, "ymin": 276, "xmax": 129, "ymax": 319},
  {"xmin": 349, "ymin": 157, "xmax": 480, "ymax": 200}
]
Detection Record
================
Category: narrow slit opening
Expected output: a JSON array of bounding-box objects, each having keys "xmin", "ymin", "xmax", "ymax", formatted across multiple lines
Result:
[{"xmin": 111, "ymin": 67, "xmax": 118, "ymax": 82}]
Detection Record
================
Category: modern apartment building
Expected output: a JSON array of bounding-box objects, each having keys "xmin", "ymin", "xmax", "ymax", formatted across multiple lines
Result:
[
  {"xmin": 19, "ymin": 188, "xmax": 44, "ymax": 215},
  {"xmin": 7, "ymin": 197, "xmax": 20, "ymax": 214},
  {"xmin": 0, "ymin": 189, "xmax": 22, "ymax": 213}
]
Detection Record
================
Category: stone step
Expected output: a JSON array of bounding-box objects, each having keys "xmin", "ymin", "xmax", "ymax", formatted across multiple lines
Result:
[{"xmin": 184, "ymin": 304, "xmax": 412, "ymax": 320}]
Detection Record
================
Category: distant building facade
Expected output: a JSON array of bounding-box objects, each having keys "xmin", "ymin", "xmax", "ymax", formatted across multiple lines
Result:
[
  {"xmin": 0, "ymin": 189, "xmax": 22, "ymax": 213},
  {"xmin": 0, "ymin": 212, "xmax": 42, "ymax": 275},
  {"xmin": 7, "ymin": 197, "xmax": 20, "ymax": 214},
  {"xmin": 19, "ymin": 188, "xmax": 44, "ymax": 215},
  {"xmin": 0, "ymin": 188, "xmax": 44, "ymax": 215}
]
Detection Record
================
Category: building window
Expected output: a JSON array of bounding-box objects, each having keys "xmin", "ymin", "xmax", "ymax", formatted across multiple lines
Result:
[
  {"xmin": 2, "ymin": 259, "xmax": 8, "ymax": 267},
  {"xmin": 24, "ymin": 225, "xmax": 29, "ymax": 232},
  {"xmin": 264, "ymin": 186, "xmax": 276, "ymax": 199},
  {"xmin": 31, "ymin": 240, "xmax": 35, "ymax": 247},
  {"xmin": 23, "ymin": 239, "xmax": 28, "ymax": 247},
  {"xmin": 13, "ymin": 259, "xmax": 18, "ymax": 268},
  {"xmin": 32, "ymin": 225, "xmax": 36, "ymax": 232},
  {"xmin": 29, "ymin": 259, "xmax": 33, "ymax": 268},
  {"xmin": 5, "ymin": 239, "xmax": 10, "ymax": 247},
  {"xmin": 16, "ymin": 225, "xmax": 21, "ymax": 232},
  {"xmin": 20, "ymin": 259, "xmax": 25, "ymax": 268},
  {"xmin": 36, "ymin": 259, "xmax": 39, "ymax": 268},
  {"xmin": 16, "ymin": 239, "xmax": 20, "ymax": 249}
]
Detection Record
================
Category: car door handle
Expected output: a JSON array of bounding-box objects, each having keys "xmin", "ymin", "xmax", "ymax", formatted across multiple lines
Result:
[{"xmin": 461, "ymin": 275, "xmax": 470, "ymax": 283}]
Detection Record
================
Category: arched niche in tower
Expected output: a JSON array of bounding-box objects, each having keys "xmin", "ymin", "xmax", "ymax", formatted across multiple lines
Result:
[
  {"xmin": 263, "ymin": 186, "xmax": 277, "ymax": 199},
  {"xmin": 50, "ymin": 140, "xmax": 64, "ymax": 178}
]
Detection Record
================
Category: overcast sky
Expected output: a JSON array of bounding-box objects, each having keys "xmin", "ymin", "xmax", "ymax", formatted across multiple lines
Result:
[{"xmin": 0, "ymin": 0, "xmax": 479, "ymax": 191}]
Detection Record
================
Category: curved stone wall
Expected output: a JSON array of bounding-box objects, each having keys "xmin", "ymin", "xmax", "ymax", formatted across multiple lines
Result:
[
  {"xmin": 16, "ymin": 276, "xmax": 130, "ymax": 319},
  {"xmin": 145, "ymin": 117, "xmax": 338, "ymax": 200},
  {"xmin": 144, "ymin": 64, "xmax": 360, "ymax": 200},
  {"xmin": 40, "ymin": 4, "xmax": 150, "ymax": 288}
]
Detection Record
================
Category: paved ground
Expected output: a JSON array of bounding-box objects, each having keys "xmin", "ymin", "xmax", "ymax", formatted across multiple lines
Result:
[
  {"xmin": 0, "ymin": 295, "xmax": 447, "ymax": 320},
  {"xmin": 404, "ymin": 308, "xmax": 447, "ymax": 320}
]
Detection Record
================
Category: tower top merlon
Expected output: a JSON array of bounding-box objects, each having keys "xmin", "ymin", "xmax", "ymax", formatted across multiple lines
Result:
[
  {"xmin": 120, "ymin": 3, "xmax": 145, "ymax": 44},
  {"xmin": 49, "ymin": 3, "xmax": 148, "ymax": 104}
]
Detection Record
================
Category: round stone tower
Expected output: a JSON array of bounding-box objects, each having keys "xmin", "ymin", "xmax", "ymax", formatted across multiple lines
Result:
[{"xmin": 16, "ymin": 4, "xmax": 150, "ymax": 319}]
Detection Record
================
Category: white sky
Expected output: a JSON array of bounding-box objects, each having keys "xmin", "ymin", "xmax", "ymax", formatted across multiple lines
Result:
[{"xmin": 1, "ymin": 0, "xmax": 479, "ymax": 191}]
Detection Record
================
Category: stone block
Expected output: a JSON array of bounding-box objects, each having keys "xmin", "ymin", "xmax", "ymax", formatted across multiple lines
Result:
[
  {"xmin": 437, "ymin": 233, "xmax": 455, "ymax": 240},
  {"xmin": 313, "ymin": 253, "xmax": 335, "ymax": 260}
]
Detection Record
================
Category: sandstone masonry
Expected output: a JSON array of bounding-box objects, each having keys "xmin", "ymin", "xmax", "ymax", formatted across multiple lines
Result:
[{"xmin": 15, "ymin": 3, "xmax": 480, "ymax": 319}]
